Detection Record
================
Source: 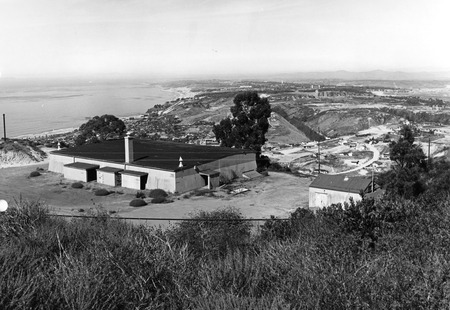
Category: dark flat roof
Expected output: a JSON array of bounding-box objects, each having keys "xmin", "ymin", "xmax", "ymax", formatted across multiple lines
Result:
[
  {"xmin": 120, "ymin": 170, "xmax": 148, "ymax": 177},
  {"xmin": 53, "ymin": 139, "xmax": 253, "ymax": 172},
  {"xmin": 97, "ymin": 167, "xmax": 123, "ymax": 173},
  {"xmin": 64, "ymin": 162, "xmax": 100, "ymax": 170},
  {"xmin": 309, "ymin": 174, "xmax": 372, "ymax": 194}
]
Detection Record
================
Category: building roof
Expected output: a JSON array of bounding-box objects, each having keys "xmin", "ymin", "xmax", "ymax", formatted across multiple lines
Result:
[
  {"xmin": 64, "ymin": 162, "xmax": 100, "ymax": 170},
  {"xmin": 120, "ymin": 170, "xmax": 148, "ymax": 177},
  {"xmin": 309, "ymin": 174, "xmax": 372, "ymax": 194},
  {"xmin": 53, "ymin": 139, "xmax": 254, "ymax": 172},
  {"xmin": 97, "ymin": 167, "xmax": 123, "ymax": 173}
]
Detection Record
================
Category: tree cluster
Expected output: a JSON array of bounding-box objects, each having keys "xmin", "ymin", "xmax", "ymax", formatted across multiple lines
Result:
[
  {"xmin": 213, "ymin": 91, "xmax": 271, "ymax": 153},
  {"xmin": 75, "ymin": 114, "xmax": 126, "ymax": 146}
]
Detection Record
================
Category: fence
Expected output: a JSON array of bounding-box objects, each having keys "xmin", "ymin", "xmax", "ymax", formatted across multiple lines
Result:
[{"xmin": 47, "ymin": 213, "xmax": 292, "ymax": 234}]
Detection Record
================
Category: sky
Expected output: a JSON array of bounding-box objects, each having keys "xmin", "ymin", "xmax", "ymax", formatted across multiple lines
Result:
[{"xmin": 0, "ymin": 0, "xmax": 449, "ymax": 78}]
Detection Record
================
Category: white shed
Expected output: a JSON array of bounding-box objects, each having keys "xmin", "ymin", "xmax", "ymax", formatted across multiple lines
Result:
[
  {"xmin": 63, "ymin": 162, "xmax": 100, "ymax": 182},
  {"xmin": 97, "ymin": 167, "xmax": 123, "ymax": 187},
  {"xmin": 309, "ymin": 174, "xmax": 373, "ymax": 209},
  {"xmin": 120, "ymin": 170, "xmax": 149, "ymax": 190}
]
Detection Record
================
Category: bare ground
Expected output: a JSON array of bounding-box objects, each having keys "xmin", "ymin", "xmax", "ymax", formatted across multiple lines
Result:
[{"xmin": 0, "ymin": 164, "xmax": 312, "ymax": 227}]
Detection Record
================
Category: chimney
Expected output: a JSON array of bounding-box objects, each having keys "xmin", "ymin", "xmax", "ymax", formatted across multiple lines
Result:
[{"xmin": 125, "ymin": 136, "xmax": 134, "ymax": 163}]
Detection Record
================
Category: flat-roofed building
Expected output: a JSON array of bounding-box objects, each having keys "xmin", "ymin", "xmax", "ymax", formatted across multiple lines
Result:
[{"xmin": 49, "ymin": 137, "xmax": 256, "ymax": 193}]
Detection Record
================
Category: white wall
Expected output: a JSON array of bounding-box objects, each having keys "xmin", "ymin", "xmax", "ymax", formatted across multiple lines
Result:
[
  {"xmin": 49, "ymin": 152, "xmax": 255, "ymax": 193},
  {"xmin": 309, "ymin": 187, "xmax": 362, "ymax": 209},
  {"xmin": 121, "ymin": 174, "xmax": 143, "ymax": 190},
  {"xmin": 201, "ymin": 153, "xmax": 257, "ymax": 180},
  {"xmin": 63, "ymin": 167, "xmax": 88, "ymax": 182},
  {"xmin": 49, "ymin": 153, "xmax": 74, "ymax": 173},
  {"xmin": 174, "ymin": 153, "xmax": 257, "ymax": 193},
  {"xmin": 97, "ymin": 171, "xmax": 116, "ymax": 187},
  {"xmin": 125, "ymin": 164, "xmax": 176, "ymax": 193},
  {"xmin": 175, "ymin": 168, "xmax": 208, "ymax": 193}
]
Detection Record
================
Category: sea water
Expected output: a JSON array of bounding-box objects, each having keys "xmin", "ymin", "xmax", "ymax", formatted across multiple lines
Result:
[{"xmin": 0, "ymin": 78, "xmax": 176, "ymax": 138}]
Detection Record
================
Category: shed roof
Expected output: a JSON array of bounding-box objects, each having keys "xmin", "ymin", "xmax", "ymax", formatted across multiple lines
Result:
[
  {"xmin": 309, "ymin": 174, "xmax": 372, "ymax": 194},
  {"xmin": 97, "ymin": 167, "xmax": 123, "ymax": 173},
  {"xmin": 53, "ymin": 139, "xmax": 254, "ymax": 172},
  {"xmin": 120, "ymin": 170, "xmax": 148, "ymax": 177},
  {"xmin": 64, "ymin": 162, "xmax": 100, "ymax": 170}
]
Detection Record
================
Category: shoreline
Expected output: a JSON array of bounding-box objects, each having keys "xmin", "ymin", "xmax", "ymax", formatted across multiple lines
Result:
[{"xmin": 11, "ymin": 86, "xmax": 196, "ymax": 140}]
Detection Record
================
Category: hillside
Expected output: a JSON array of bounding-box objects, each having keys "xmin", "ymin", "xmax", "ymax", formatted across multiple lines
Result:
[{"xmin": 0, "ymin": 140, "xmax": 47, "ymax": 168}]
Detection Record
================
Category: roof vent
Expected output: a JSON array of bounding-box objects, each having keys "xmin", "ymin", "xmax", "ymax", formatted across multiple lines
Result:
[{"xmin": 344, "ymin": 176, "xmax": 349, "ymax": 181}]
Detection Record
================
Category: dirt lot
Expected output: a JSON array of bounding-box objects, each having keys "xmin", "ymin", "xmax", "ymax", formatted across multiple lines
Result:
[{"xmin": 0, "ymin": 164, "xmax": 312, "ymax": 227}]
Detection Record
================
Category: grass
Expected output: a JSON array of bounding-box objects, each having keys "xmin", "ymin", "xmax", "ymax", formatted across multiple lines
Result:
[{"xmin": 2, "ymin": 193, "xmax": 450, "ymax": 309}]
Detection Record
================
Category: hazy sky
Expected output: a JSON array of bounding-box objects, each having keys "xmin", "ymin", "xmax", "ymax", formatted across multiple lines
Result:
[{"xmin": 1, "ymin": 0, "xmax": 449, "ymax": 78}]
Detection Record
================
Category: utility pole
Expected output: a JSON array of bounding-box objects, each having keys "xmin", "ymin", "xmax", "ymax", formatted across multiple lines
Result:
[
  {"xmin": 317, "ymin": 126, "xmax": 321, "ymax": 174},
  {"xmin": 2, "ymin": 114, "xmax": 6, "ymax": 141},
  {"xmin": 371, "ymin": 163, "xmax": 374, "ymax": 193},
  {"xmin": 428, "ymin": 137, "xmax": 431, "ymax": 165},
  {"xmin": 318, "ymin": 140, "xmax": 321, "ymax": 174}
]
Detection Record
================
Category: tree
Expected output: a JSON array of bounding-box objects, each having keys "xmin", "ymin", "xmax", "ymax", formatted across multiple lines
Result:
[
  {"xmin": 75, "ymin": 114, "xmax": 126, "ymax": 146},
  {"xmin": 213, "ymin": 92, "xmax": 271, "ymax": 153},
  {"xmin": 389, "ymin": 125, "xmax": 426, "ymax": 170},
  {"xmin": 382, "ymin": 125, "xmax": 427, "ymax": 198}
]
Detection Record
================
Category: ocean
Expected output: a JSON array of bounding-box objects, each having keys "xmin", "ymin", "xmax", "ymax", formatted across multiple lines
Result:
[{"xmin": 0, "ymin": 78, "xmax": 176, "ymax": 138}]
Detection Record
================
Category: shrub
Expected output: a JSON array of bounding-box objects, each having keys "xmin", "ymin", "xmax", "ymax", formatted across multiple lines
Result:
[
  {"xmin": 151, "ymin": 197, "xmax": 166, "ymax": 204},
  {"xmin": 167, "ymin": 207, "xmax": 252, "ymax": 258},
  {"xmin": 94, "ymin": 189, "xmax": 110, "ymax": 196},
  {"xmin": 29, "ymin": 171, "xmax": 41, "ymax": 178},
  {"xmin": 135, "ymin": 191, "xmax": 146, "ymax": 198},
  {"xmin": 71, "ymin": 182, "xmax": 84, "ymax": 189},
  {"xmin": 129, "ymin": 199, "xmax": 147, "ymax": 207},
  {"xmin": 149, "ymin": 189, "xmax": 168, "ymax": 198}
]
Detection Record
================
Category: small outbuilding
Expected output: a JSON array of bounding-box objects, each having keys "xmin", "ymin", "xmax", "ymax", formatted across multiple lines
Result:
[
  {"xmin": 309, "ymin": 174, "xmax": 373, "ymax": 209},
  {"xmin": 120, "ymin": 170, "xmax": 148, "ymax": 190},
  {"xmin": 63, "ymin": 162, "xmax": 99, "ymax": 182},
  {"xmin": 97, "ymin": 167, "xmax": 123, "ymax": 187}
]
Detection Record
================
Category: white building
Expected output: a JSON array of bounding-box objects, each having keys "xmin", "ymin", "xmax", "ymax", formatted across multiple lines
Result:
[
  {"xmin": 49, "ymin": 137, "xmax": 257, "ymax": 193},
  {"xmin": 309, "ymin": 174, "xmax": 373, "ymax": 209}
]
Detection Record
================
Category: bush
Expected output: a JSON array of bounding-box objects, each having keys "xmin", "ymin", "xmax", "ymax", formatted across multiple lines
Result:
[
  {"xmin": 71, "ymin": 182, "xmax": 84, "ymax": 189},
  {"xmin": 29, "ymin": 171, "xmax": 41, "ymax": 178},
  {"xmin": 94, "ymin": 189, "xmax": 110, "ymax": 196},
  {"xmin": 149, "ymin": 189, "xmax": 168, "ymax": 198},
  {"xmin": 129, "ymin": 199, "xmax": 147, "ymax": 207},
  {"xmin": 167, "ymin": 207, "xmax": 251, "ymax": 258},
  {"xmin": 151, "ymin": 197, "xmax": 166, "ymax": 204},
  {"xmin": 135, "ymin": 191, "xmax": 146, "ymax": 198}
]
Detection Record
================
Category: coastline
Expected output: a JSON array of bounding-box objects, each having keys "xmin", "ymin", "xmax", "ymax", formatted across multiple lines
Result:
[
  {"xmin": 14, "ymin": 127, "xmax": 79, "ymax": 139},
  {"xmin": 162, "ymin": 86, "xmax": 198, "ymax": 100},
  {"xmin": 10, "ymin": 85, "xmax": 195, "ymax": 140},
  {"xmin": 2, "ymin": 84, "xmax": 198, "ymax": 170}
]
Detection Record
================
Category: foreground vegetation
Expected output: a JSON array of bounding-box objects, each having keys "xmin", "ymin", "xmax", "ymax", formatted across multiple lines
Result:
[
  {"xmin": 2, "ymin": 185, "xmax": 450, "ymax": 309},
  {"xmin": 2, "ymin": 126, "xmax": 450, "ymax": 309}
]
